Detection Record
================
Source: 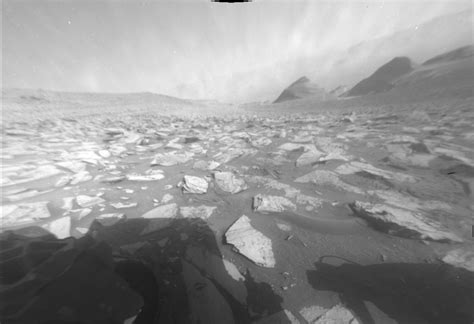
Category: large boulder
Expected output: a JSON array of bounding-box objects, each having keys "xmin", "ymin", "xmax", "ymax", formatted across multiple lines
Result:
[
  {"xmin": 225, "ymin": 215, "xmax": 275, "ymax": 268},
  {"xmin": 348, "ymin": 201, "xmax": 463, "ymax": 243}
]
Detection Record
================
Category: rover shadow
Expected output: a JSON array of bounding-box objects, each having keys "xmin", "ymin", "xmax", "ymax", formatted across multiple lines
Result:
[
  {"xmin": 1, "ymin": 217, "xmax": 285, "ymax": 324},
  {"xmin": 89, "ymin": 216, "xmax": 284, "ymax": 324},
  {"xmin": 306, "ymin": 256, "xmax": 474, "ymax": 324}
]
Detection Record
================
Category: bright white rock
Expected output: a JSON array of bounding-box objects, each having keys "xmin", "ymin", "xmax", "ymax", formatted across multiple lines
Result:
[
  {"xmin": 183, "ymin": 175, "xmax": 208, "ymax": 194},
  {"xmin": 442, "ymin": 248, "xmax": 474, "ymax": 272},
  {"xmin": 42, "ymin": 216, "xmax": 71, "ymax": 239},
  {"xmin": 225, "ymin": 215, "xmax": 275, "ymax": 268}
]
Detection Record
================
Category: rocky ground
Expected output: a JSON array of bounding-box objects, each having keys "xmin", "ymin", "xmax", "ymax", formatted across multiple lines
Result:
[{"xmin": 1, "ymin": 93, "xmax": 474, "ymax": 323}]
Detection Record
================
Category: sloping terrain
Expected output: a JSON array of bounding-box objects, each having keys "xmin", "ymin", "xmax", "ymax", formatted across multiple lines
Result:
[
  {"xmin": 274, "ymin": 77, "xmax": 333, "ymax": 103},
  {"xmin": 346, "ymin": 57, "xmax": 413, "ymax": 97},
  {"xmin": 393, "ymin": 46, "xmax": 474, "ymax": 99},
  {"xmin": 423, "ymin": 45, "xmax": 474, "ymax": 65}
]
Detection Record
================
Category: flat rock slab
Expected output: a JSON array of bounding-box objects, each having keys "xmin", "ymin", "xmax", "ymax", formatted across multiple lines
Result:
[
  {"xmin": 335, "ymin": 161, "xmax": 416, "ymax": 183},
  {"xmin": 150, "ymin": 151, "xmax": 194, "ymax": 166},
  {"xmin": 193, "ymin": 160, "xmax": 220, "ymax": 171},
  {"xmin": 225, "ymin": 215, "xmax": 275, "ymax": 268},
  {"xmin": 96, "ymin": 213, "xmax": 125, "ymax": 226},
  {"xmin": 180, "ymin": 205, "xmax": 217, "ymax": 219},
  {"xmin": 295, "ymin": 170, "xmax": 364, "ymax": 194},
  {"xmin": 442, "ymin": 248, "xmax": 474, "ymax": 272},
  {"xmin": 300, "ymin": 304, "xmax": 360, "ymax": 324},
  {"xmin": 141, "ymin": 203, "xmax": 178, "ymax": 219},
  {"xmin": 253, "ymin": 194, "xmax": 297, "ymax": 213},
  {"xmin": 42, "ymin": 216, "xmax": 71, "ymax": 239},
  {"xmin": 140, "ymin": 203, "xmax": 178, "ymax": 235},
  {"xmin": 126, "ymin": 171, "xmax": 164, "ymax": 181},
  {"xmin": 76, "ymin": 195, "xmax": 105, "ymax": 208},
  {"xmin": 278, "ymin": 143, "xmax": 325, "ymax": 167},
  {"xmin": 349, "ymin": 201, "xmax": 463, "ymax": 243},
  {"xmin": 1, "ymin": 202, "xmax": 51, "ymax": 227},
  {"xmin": 214, "ymin": 171, "xmax": 248, "ymax": 194},
  {"xmin": 296, "ymin": 146, "xmax": 325, "ymax": 167},
  {"xmin": 111, "ymin": 202, "xmax": 138, "ymax": 209},
  {"xmin": 183, "ymin": 175, "xmax": 208, "ymax": 194}
]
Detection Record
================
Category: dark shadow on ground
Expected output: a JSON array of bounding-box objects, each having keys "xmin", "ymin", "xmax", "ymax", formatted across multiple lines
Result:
[
  {"xmin": 1, "ymin": 218, "xmax": 285, "ymax": 323},
  {"xmin": 90, "ymin": 217, "xmax": 285, "ymax": 323},
  {"xmin": 306, "ymin": 256, "xmax": 474, "ymax": 324}
]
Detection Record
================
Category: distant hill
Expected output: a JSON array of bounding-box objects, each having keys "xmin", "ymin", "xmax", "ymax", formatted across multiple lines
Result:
[
  {"xmin": 423, "ymin": 45, "xmax": 474, "ymax": 65},
  {"xmin": 273, "ymin": 76, "xmax": 333, "ymax": 103},
  {"xmin": 1, "ymin": 88, "xmax": 190, "ymax": 106},
  {"xmin": 394, "ymin": 45, "xmax": 474, "ymax": 99},
  {"xmin": 346, "ymin": 57, "xmax": 413, "ymax": 97},
  {"xmin": 329, "ymin": 85, "xmax": 349, "ymax": 97}
]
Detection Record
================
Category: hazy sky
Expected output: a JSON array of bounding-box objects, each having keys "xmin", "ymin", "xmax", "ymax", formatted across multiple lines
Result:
[{"xmin": 2, "ymin": 0, "xmax": 472, "ymax": 102}]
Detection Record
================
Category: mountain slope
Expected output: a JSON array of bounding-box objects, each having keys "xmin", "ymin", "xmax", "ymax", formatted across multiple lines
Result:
[
  {"xmin": 393, "ymin": 45, "xmax": 474, "ymax": 99},
  {"xmin": 274, "ymin": 77, "xmax": 332, "ymax": 103},
  {"xmin": 346, "ymin": 57, "xmax": 413, "ymax": 97},
  {"xmin": 423, "ymin": 45, "xmax": 474, "ymax": 66}
]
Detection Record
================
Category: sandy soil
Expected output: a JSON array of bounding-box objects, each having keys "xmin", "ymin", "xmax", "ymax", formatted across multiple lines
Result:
[{"xmin": 1, "ymin": 90, "xmax": 473, "ymax": 323}]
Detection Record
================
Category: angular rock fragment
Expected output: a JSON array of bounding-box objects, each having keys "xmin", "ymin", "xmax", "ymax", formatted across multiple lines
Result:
[
  {"xmin": 151, "ymin": 151, "xmax": 194, "ymax": 166},
  {"xmin": 349, "ymin": 201, "xmax": 463, "ymax": 242},
  {"xmin": 296, "ymin": 145, "xmax": 324, "ymax": 167},
  {"xmin": 335, "ymin": 161, "xmax": 416, "ymax": 183},
  {"xmin": 369, "ymin": 190, "xmax": 452, "ymax": 212},
  {"xmin": 183, "ymin": 175, "xmax": 208, "ymax": 194},
  {"xmin": 76, "ymin": 195, "xmax": 105, "ymax": 208},
  {"xmin": 251, "ymin": 137, "xmax": 272, "ymax": 147},
  {"xmin": 193, "ymin": 160, "xmax": 220, "ymax": 171},
  {"xmin": 5, "ymin": 189, "xmax": 52, "ymax": 202},
  {"xmin": 141, "ymin": 203, "xmax": 178, "ymax": 219},
  {"xmin": 61, "ymin": 197, "xmax": 75, "ymax": 212},
  {"xmin": 96, "ymin": 213, "xmax": 125, "ymax": 226},
  {"xmin": 70, "ymin": 171, "xmax": 93, "ymax": 185},
  {"xmin": 111, "ymin": 202, "xmax": 138, "ymax": 209},
  {"xmin": 214, "ymin": 171, "xmax": 247, "ymax": 194},
  {"xmin": 225, "ymin": 215, "xmax": 275, "ymax": 268},
  {"xmin": 140, "ymin": 204, "xmax": 178, "ymax": 235},
  {"xmin": 386, "ymin": 143, "xmax": 435, "ymax": 167},
  {"xmin": 100, "ymin": 175, "xmax": 126, "ymax": 184},
  {"xmin": 55, "ymin": 175, "xmax": 72, "ymax": 187},
  {"xmin": 69, "ymin": 208, "xmax": 92, "ymax": 220},
  {"xmin": 253, "ymin": 194, "xmax": 297, "ymax": 213},
  {"xmin": 223, "ymin": 259, "xmax": 244, "ymax": 281},
  {"xmin": 56, "ymin": 161, "xmax": 86, "ymax": 173},
  {"xmin": 277, "ymin": 143, "xmax": 324, "ymax": 167},
  {"xmin": 4, "ymin": 165, "xmax": 64, "ymax": 186},
  {"xmin": 126, "ymin": 170, "xmax": 164, "ymax": 181},
  {"xmin": 295, "ymin": 170, "xmax": 364, "ymax": 194},
  {"xmin": 442, "ymin": 249, "xmax": 474, "ymax": 272},
  {"xmin": 300, "ymin": 304, "xmax": 360, "ymax": 324},
  {"xmin": 42, "ymin": 216, "xmax": 71, "ymax": 239},
  {"xmin": 213, "ymin": 148, "xmax": 247, "ymax": 164},
  {"xmin": 161, "ymin": 194, "xmax": 174, "ymax": 204},
  {"xmin": 98, "ymin": 150, "xmax": 111, "ymax": 158},
  {"xmin": 179, "ymin": 205, "xmax": 217, "ymax": 220},
  {"xmin": 1, "ymin": 202, "xmax": 51, "ymax": 227}
]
